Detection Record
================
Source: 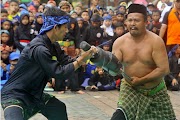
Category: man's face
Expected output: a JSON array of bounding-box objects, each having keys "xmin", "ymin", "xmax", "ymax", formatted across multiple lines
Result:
[
  {"xmin": 126, "ymin": 13, "xmax": 146, "ymax": 37},
  {"xmin": 22, "ymin": 16, "xmax": 29, "ymax": 25},
  {"xmin": 60, "ymin": 5, "xmax": 70, "ymax": 13},
  {"xmin": 9, "ymin": 2, "xmax": 19, "ymax": 13},
  {"xmin": 54, "ymin": 24, "xmax": 68, "ymax": 41}
]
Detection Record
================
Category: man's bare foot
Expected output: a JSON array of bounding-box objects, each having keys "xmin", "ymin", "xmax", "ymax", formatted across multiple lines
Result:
[
  {"xmin": 75, "ymin": 90, "xmax": 85, "ymax": 94},
  {"xmin": 58, "ymin": 91, "xmax": 65, "ymax": 94}
]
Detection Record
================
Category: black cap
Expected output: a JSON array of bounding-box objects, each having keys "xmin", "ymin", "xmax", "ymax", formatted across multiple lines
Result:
[{"xmin": 128, "ymin": 4, "xmax": 147, "ymax": 17}]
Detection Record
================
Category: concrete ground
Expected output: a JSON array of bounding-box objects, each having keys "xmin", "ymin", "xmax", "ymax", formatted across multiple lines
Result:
[{"xmin": 1, "ymin": 90, "xmax": 180, "ymax": 120}]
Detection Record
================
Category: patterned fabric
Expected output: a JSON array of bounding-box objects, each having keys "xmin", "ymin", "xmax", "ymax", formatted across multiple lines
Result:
[
  {"xmin": 1, "ymin": 93, "xmax": 53, "ymax": 120},
  {"xmin": 117, "ymin": 79, "xmax": 176, "ymax": 120},
  {"xmin": 39, "ymin": 15, "xmax": 70, "ymax": 35}
]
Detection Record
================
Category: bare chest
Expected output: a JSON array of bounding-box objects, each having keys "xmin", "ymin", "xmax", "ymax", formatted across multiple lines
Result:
[{"xmin": 121, "ymin": 44, "xmax": 154, "ymax": 65}]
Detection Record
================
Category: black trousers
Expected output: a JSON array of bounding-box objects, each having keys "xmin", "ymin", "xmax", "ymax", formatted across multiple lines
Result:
[{"xmin": 3, "ymin": 97, "xmax": 68, "ymax": 120}]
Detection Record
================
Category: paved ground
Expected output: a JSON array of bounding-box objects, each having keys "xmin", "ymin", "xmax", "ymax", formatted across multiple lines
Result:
[{"xmin": 1, "ymin": 90, "xmax": 180, "ymax": 120}]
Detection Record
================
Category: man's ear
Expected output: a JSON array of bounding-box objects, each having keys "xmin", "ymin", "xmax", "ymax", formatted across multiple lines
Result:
[{"xmin": 54, "ymin": 24, "xmax": 58, "ymax": 30}]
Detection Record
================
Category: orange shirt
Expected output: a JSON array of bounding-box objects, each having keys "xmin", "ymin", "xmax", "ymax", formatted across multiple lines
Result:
[{"xmin": 167, "ymin": 8, "xmax": 180, "ymax": 45}]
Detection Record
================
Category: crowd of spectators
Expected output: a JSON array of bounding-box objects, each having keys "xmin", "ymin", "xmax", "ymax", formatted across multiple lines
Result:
[{"xmin": 1, "ymin": 0, "xmax": 180, "ymax": 92}]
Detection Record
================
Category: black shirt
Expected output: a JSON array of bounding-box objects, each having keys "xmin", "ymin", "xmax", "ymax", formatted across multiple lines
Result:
[{"xmin": 1, "ymin": 34, "xmax": 75, "ymax": 107}]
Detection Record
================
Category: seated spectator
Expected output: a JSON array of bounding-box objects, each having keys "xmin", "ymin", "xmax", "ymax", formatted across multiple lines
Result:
[
  {"xmin": 0, "ymin": 8, "xmax": 8, "ymax": 21},
  {"xmin": 147, "ymin": 10, "xmax": 161, "ymax": 35},
  {"xmin": 8, "ymin": 0, "xmax": 20, "ymax": 21},
  {"xmin": 85, "ymin": 67, "xmax": 116, "ymax": 91},
  {"xmin": 14, "ymin": 10, "xmax": 33, "ymax": 53},
  {"xmin": 30, "ymin": 12, "xmax": 43, "ymax": 38},
  {"xmin": 165, "ymin": 44, "xmax": 180, "ymax": 91}
]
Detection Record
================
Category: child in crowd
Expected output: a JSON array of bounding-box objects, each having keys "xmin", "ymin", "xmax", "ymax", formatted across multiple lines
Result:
[
  {"xmin": 14, "ymin": 10, "xmax": 32, "ymax": 52},
  {"xmin": 81, "ymin": 10, "xmax": 90, "ymax": 24},
  {"xmin": 116, "ymin": 12, "xmax": 125, "ymax": 23},
  {"xmin": 70, "ymin": 11, "xmax": 78, "ymax": 18},
  {"xmin": 8, "ymin": 0, "xmax": 20, "ymax": 21},
  {"xmin": 81, "ymin": 14, "xmax": 104, "ymax": 46},
  {"xmin": 29, "ymin": 11, "xmax": 35, "ymax": 25},
  {"xmin": 147, "ymin": 10, "xmax": 161, "ymax": 35},
  {"xmin": 30, "ymin": 12, "xmax": 43, "ymax": 38},
  {"xmin": 0, "ymin": 45, "xmax": 11, "ymax": 65},
  {"xmin": 0, "ymin": 8, "xmax": 8, "ymax": 21},
  {"xmin": 165, "ymin": 44, "xmax": 180, "ymax": 91},
  {"xmin": 76, "ymin": 17, "xmax": 87, "ymax": 38},
  {"xmin": 1, "ymin": 51, "xmax": 20, "ymax": 90},
  {"xmin": 74, "ymin": 5, "xmax": 82, "ymax": 16},
  {"xmin": 37, "ymin": 4, "xmax": 45, "ymax": 13},
  {"xmin": 111, "ymin": 15, "xmax": 118, "ymax": 29},
  {"xmin": 85, "ymin": 67, "xmax": 116, "ymax": 91},
  {"xmin": 1, "ymin": 19, "xmax": 14, "ymax": 46},
  {"xmin": 101, "ymin": 14, "xmax": 114, "ymax": 39},
  {"xmin": 1, "ymin": 30, "xmax": 11, "ymax": 46}
]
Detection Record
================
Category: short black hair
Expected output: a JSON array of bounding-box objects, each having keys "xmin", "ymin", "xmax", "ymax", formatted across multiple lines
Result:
[
  {"xmin": 44, "ymin": 7, "xmax": 67, "ymax": 16},
  {"xmin": 114, "ymin": 22, "xmax": 125, "ymax": 29},
  {"xmin": 1, "ymin": 8, "xmax": 8, "ymax": 13},
  {"xmin": 152, "ymin": 9, "xmax": 161, "ymax": 15}
]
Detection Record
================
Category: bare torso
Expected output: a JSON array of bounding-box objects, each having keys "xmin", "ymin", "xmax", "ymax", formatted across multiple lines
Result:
[{"xmin": 113, "ymin": 31, "xmax": 165, "ymax": 89}]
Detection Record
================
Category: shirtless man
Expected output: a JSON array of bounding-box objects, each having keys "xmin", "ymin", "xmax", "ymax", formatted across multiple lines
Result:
[
  {"xmin": 109, "ymin": 4, "xmax": 176, "ymax": 120},
  {"xmin": 79, "ymin": 4, "xmax": 176, "ymax": 120}
]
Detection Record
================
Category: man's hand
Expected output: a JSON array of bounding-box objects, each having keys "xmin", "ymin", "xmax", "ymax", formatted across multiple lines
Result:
[{"xmin": 130, "ymin": 77, "xmax": 142, "ymax": 86}]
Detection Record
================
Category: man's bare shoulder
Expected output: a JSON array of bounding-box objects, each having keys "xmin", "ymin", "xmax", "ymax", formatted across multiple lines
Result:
[
  {"xmin": 147, "ymin": 31, "xmax": 165, "ymax": 45},
  {"xmin": 113, "ymin": 33, "xmax": 130, "ymax": 44}
]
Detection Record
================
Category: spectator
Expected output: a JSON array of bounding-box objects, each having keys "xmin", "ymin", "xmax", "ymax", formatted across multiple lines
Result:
[
  {"xmin": 1, "ymin": 30, "xmax": 11, "ymax": 46},
  {"xmin": 87, "ymin": 0, "xmax": 100, "ymax": 17},
  {"xmin": 0, "ymin": 8, "xmax": 8, "ymax": 21},
  {"xmin": 7, "ymin": 0, "xmax": 20, "ymax": 21},
  {"xmin": 14, "ymin": 10, "xmax": 33, "ymax": 53},
  {"xmin": 81, "ymin": 14, "xmax": 104, "ymax": 46},
  {"xmin": 30, "ymin": 12, "xmax": 43, "ymax": 38},
  {"xmin": 59, "ymin": 0, "xmax": 81, "ymax": 57},
  {"xmin": 116, "ymin": 12, "xmax": 125, "ymax": 23},
  {"xmin": 81, "ymin": 10, "xmax": 90, "ymax": 24},
  {"xmin": 1, "ymin": 19, "xmax": 14, "ymax": 46},
  {"xmin": 159, "ymin": 0, "xmax": 180, "ymax": 52},
  {"xmin": 165, "ymin": 44, "xmax": 180, "ymax": 91},
  {"xmin": 29, "ymin": 11, "xmax": 35, "ymax": 25},
  {"xmin": 85, "ymin": 67, "xmax": 116, "ymax": 91},
  {"xmin": 74, "ymin": 5, "xmax": 82, "ymax": 16},
  {"xmin": 147, "ymin": 9, "xmax": 161, "ymax": 35},
  {"xmin": 37, "ymin": 4, "xmax": 45, "ymax": 13},
  {"xmin": 1, "ymin": 52, "xmax": 20, "ymax": 90},
  {"xmin": 101, "ymin": 14, "xmax": 114, "ymax": 39},
  {"xmin": 47, "ymin": 0, "xmax": 56, "ymax": 7},
  {"xmin": 0, "ymin": 45, "xmax": 11, "ymax": 65}
]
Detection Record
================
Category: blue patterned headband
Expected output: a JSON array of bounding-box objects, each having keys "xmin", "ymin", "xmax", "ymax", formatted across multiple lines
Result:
[{"xmin": 39, "ymin": 15, "xmax": 70, "ymax": 35}]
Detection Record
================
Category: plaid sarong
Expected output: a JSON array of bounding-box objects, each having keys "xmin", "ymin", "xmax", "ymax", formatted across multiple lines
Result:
[{"xmin": 117, "ymin": 79, "xmax": 176, "ymax": 120}]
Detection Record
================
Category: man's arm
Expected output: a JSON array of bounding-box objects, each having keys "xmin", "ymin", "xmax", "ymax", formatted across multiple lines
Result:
[
  {"xmin": 159, "ymin": 24, "xmax": 167, "ymax": 39},
  {"xmin": 134, "ymin": 37, "xmax": 169, "ymax": 85}
]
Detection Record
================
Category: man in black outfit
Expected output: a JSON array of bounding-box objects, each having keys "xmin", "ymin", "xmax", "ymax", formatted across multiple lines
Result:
[{"xmin": 1, "ymin": 7, "xmax": 95, "ymax": 120}]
